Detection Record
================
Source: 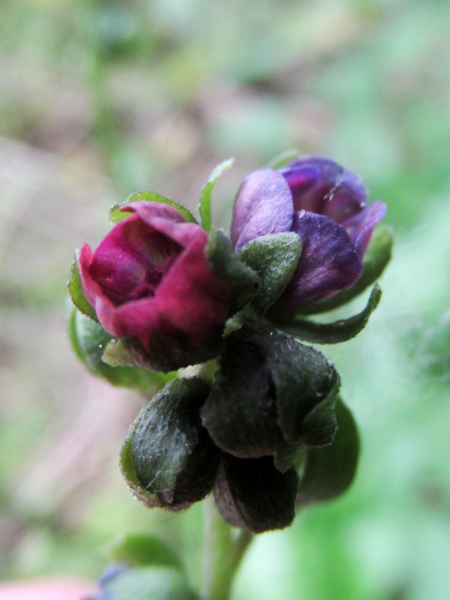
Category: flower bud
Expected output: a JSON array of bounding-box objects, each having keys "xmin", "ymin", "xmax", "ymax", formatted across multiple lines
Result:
[
  {"xmin": 77, "ymin": 201, "xmax": 231, "ymax": 371},
  {"xmin": 201, "ymin": 324, "xmax": 340, "ymax": 470},
  {"xmin": 121, "ymin": 377, "xmax": 220, "ymax": 511},
  {"xmin": 231, "ymin": 157, "xmax": 386, "ymax": 310}
]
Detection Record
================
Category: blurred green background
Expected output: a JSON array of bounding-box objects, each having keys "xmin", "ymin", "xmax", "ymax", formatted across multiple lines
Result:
[{"xmin": 1, "ymin": 0, "xmax": 449, "ymax": 598}]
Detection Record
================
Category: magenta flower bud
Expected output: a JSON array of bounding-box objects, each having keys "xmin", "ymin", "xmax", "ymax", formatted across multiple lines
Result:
[
  {"xmin": 78, "ymin": 201, "xmax": 231, "ymax": 357},
  {"xmin": 231, "ymin": 157, "xmax": 386, "ymax": 308}
]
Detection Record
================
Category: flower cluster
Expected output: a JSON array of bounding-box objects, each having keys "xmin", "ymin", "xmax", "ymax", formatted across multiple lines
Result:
[{"xmin": 68, "ymin": 155, "xmax": 391, "ymax": 534}]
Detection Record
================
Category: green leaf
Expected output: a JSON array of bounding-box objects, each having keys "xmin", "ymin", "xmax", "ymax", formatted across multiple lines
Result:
[
  {"xmin": 214, "ymin": 454, "xmax": 298, "ymax": 533},
  {"xmin": 103, "ymin": 565, "xmax": 200, "ymax": 600},
  {"xmin": 198, "ymin": 158, "xmax": 235, "ymax": 231},
  {"xmin": 274, "ymin": 284, "xmax": 382, "ymax": 344},
  {"xmin": 201, "ymin": 324, "xmax": 339, "ymax": 467},
  {"xmin": 121, "ymin": 378, "xmax": 220, "ymax": 510},
  {"xmin": 67, "ymin": 253, "xmax": 97, "ymax": 321},
  {"xmin": 205, "ymin": 229, "xmax": 260, "ymax": 314},
  {"xmin": 254, "ymin": 326, "xmax": 340, "ymax": 448},
  {"xmin": 300, "ymin": 224, "xmax": 393, "ymax": 315},
  {"xmin": 297, "ymin": 398, "xmax": 360, "ymax": 507},
  {"xmin": 108, "ymin": 533, "xmax": 183, "ymax": 570},
  {"xmin": 110, "ymin": 191, "xmax": 197, "ymax": 224},
  {"xmin": 103, "ymin": 327, "xmax": 223, "ymax": 373},
  {"xmin": 266, "ymin": 149, "xmax": 300, "ymax": 169},
  {"xmin": 68, "ymin": 305, "xmax": 175, "ymax": 394},
  {"xmin": 237, "ymin": 232, "xmax": 301, "ymax": 314}
]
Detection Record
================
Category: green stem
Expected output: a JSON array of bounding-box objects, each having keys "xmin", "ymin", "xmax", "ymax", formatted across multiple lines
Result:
[{"xmin": 202, "ymin": 496, "xmax": 253, "ymax": 600}]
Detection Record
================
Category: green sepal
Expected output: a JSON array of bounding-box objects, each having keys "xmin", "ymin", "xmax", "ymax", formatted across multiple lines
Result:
[
  {"xmin": 205, "ymin": 229, "xmax": 260, "ymax": 315},
  {"xmin": 67, "ymin": 253, "xmax": 97, "ymax": 321},
  {"xmin": 107, "ymin": 533, "xmax": 183, "ymax": 570},
  {"xmin": 103, "ymin": 327, "xmax": 223, "ymax": 373},
  {"xmin": 110, "ymin": 191, "xmax": 197, "ymax": 224},
  {"xmin": 68, "ymin": 305, "xmax": 173, "ymax": 393},
  {"xmin": 266, "ymin": 149, "xmax": 300, "ymax": 169},
  {"xmin": 198, "ymin": 158, "xmax": 235, "ymax": 231},
  {"xmin": 300, "ymin": 225, "xmax": 393, "ymax": 315},
  {"xmin": 201, "ymin": 324, "xmax": 339, "ymax": 468},
  {"xmin": 274, "ymin": 284, "xmax": 381, "ymax": 344},
  {"xmin": 102, "ymin": 565, "xmax": 200, "ymax": 600},
  {"xmin": 213, "ymin": 454, "xmax": 298, "ymax": 533},
  {"xmin": 120, "ymin": 377, "xmax": 220, "ymax": 510},
  {"xmin": 237, "ymin": 233, "xmax": 302, "ymax": 315},
  {"xmin": 297, "ymin": 398, "xmax": 360, "ymax": 507},
  {"xmin": 256, "ymin": 326, "xmax": 340, "ymax": 448}
]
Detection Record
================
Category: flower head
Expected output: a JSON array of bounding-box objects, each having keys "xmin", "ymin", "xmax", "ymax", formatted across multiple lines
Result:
[
  {"xmin": 78, "ymin": 201, "xmax": 230, "ymax": 364},
  {"xmin": 231, "ymin": 156, "xmax": 386, "ymax": 308}
]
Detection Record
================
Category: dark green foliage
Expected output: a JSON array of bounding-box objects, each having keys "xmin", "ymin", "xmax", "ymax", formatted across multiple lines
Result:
[
  {"xmin": 297, "ymin": 398, "xmax": 360, "ymax": 506},
  {"xmin": 237, "ymin": 232, "xmax": 302, "ymax": 315},
  {"xmin": 274, "ymin": 285, "xmax": 382, "ymax": 344},
  {"xmin": 68, "ymin": 305, "xmax": 174, "ymax": 393},
  {"xmin": 214, "ymin": 454, "xmax": 299, "ymax": 533},
  {"xmin": 121, "ymin": 378, "xmax": 220, "ymax": 511},
  {"xmin": 205, "ymin": 229, "xmax": 260, "ymax": 315}
]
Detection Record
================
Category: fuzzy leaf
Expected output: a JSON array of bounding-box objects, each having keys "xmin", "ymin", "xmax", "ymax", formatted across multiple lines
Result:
[
  {"xmin": 67, "ymin": 254, "xmax": 97, "ymax": 321},
  {"xmin": 214, "ymin": 454, "xmax": 298, "ymax": 533},
  {"xmin": 199, "ymin": 158, "xmax": 235, "ymax": 231},
  {"xmin": 108, "ymin": 533, "xmax": 183, "ymax": 570},
  {"xmin": 275, "ymin": 284, "xmax": 382, "ymax": 344},
  {"xmin": 68, "ymin": 305, "xmax": 174, "ymax": 393},
  {"xmin": 297, "ymin": 398, "xmax": 360, "ymax": 506},
  {"xmin": 103, "ymin": 327, "xmax": 223, "ymax": 373},
  {"xmin": 110, "ymin": 191, "xmax": 197, "ymax": 224},
  {"xmin": 201, "ymin": 325, "xmax": 339, "ymax": 465},
  {"xmin": 205, "ymin": 229, "xmax": 260, "ymax": 314},
  {"xmin": 121, "ymin": 378, "xmax": 220, "ymax": 510},
  {"xmin": 237, "ymin": 233, "xmax": 301, "ymax": 314}
]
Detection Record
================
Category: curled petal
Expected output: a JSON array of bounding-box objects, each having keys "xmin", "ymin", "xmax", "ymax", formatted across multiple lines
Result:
[
  {"xmin": 277, "ymin": 212, "xmax": 362, "ymax": 308},
  {"xmin": 98, "ymin": 234, "xmax": 230, "ymax": 348},
  {"xmin": 342, "ymin": 200, "xmax": 387, "ymax": 257},
  {"xmin": 79, "ymin": 202, "xmax": 230, "ymax": 354},
  {"xmin": 280, "ymin": 157, "xmax": 367, "ymax": 223},
  {"xmin": 231, "ymin": 169, "xmax": 293, "ymax": 252},
  {"xmin": 81, "ymin": 216, "xmax": 181, "ymax": 307}
]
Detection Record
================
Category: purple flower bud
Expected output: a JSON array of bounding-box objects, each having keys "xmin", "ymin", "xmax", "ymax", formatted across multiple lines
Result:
[
  {"xmin": 231, "ymin": 156, "xmax": 386, "ymax": 308},
  {"xmin": 78, "ymin": 202, "xmax": 231, "ymax": 353}
]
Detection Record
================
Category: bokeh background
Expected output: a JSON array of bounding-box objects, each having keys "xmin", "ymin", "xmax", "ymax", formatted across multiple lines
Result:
[{"xmin": 1, "ymin": 1, "xmax": 450, "ymax": 598}]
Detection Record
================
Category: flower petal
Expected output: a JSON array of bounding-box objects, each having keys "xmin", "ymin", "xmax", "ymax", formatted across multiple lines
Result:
[
  {"xmin": 85, "ymin": 216, "xmax": 181, "ymax": 307},
  {"xmin": 342, "ymin": 200, "xmax": 387, "ymax": 257},
  {"xmin": 231, "ymin": 169, "xmax": 294, "ymax": 252},
  {"xmin": 280, "ymin": 157, "xmax": 367, "ymax": 223},
  {"xmin": 276, "ymin": 212, "xmax": 362, "ymax": 308},
  {"xmin": 104, "ymin": 233, "xmax": 230, "ymax": 348}
]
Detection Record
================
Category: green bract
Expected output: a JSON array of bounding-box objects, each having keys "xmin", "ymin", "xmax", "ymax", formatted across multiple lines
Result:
[
  {"xmin": 297, "ymin": 398, "xmax": 360, "ymax": 506},
  {"xmin": 205, "ymin": 229, "xmax": 260, "ymax": 315},
  {"xmin": 199, "ymin": 158, "xmax": 235, "ymax": 231},
  {"xmin": 201, "ymin": 324, "xmax": 340, "ymax": 470},
  {"xmin": 237, "ymin": 232, "xmax": 302, "ymax": 315},
  {"xmin": 68, "ymin": 305, "xmax": 175, "ymax": 393},
  {"xmin": 274, "ymin": 284, "xmax": 382, "ymax": 345},
  {"xmin": 121, "ymin": 377, "xmax": 219, "ymax": 510}
]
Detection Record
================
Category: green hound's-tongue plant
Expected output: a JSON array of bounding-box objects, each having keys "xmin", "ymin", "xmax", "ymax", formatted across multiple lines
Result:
[{"xmin": 68, "ymin": 154, "xmax": 393, "ymax": 600}]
